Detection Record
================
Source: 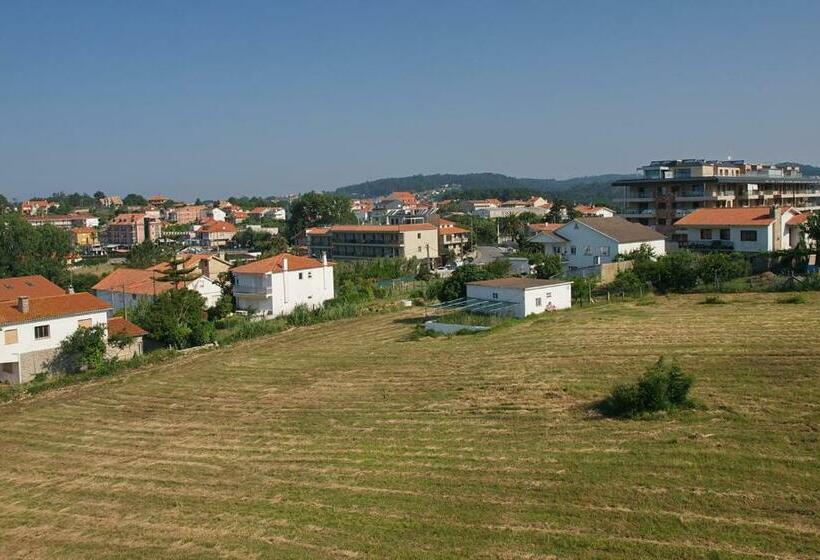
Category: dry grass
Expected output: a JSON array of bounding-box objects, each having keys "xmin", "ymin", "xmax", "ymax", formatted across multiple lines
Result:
[{"xmin": 0, "ymin": 292, "xmax": 818, "ymax": 559}]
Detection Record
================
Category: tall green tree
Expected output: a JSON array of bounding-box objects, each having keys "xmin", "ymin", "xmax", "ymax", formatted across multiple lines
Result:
[
  {"xmin": 286, "ymin": 192, "xmax": 357, "ymax": 236},
  {"xmin": 800, "ymin": 213, "xmax": 820, "ymax": 266},
  {"xmin": 126, "ymin": 241, "xmax": 175, "ymax": 268},
  {"xmin": 0, "ymin": 214, "xmax": 72, "ymax": 285},
  {"xmin": 156, "ymin": 255, "xmax": 200, "ymax": 288},
  {"xmin": 123, "ymin": 193, "xmax": 148, "ymax": 206},
  {"xmin": 130, "ymin": 289, "xmax": 214, "ymax": 349}
]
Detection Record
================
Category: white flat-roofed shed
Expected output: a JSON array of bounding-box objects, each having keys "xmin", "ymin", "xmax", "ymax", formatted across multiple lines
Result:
[{"xmin": 465, "ymin": 278, "xmax": 572, "ymax": 318}]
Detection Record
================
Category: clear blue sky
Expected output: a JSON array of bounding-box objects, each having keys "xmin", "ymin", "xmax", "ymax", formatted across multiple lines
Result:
[{"xmin": 2, "ymin": 0, "xmax": 818, "ymax": 200}]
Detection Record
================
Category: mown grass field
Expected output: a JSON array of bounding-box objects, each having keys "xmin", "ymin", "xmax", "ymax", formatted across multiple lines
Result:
[{"xmin": 0, "ymin": 293, "xmax": 818, "ymax": 559}]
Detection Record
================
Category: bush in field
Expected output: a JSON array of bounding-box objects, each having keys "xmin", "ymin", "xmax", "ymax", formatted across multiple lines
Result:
[
  {"xmin": 600, "ymin": 357, "xmax": 695, "ymax": 418},
  {"xmin": 130, "ymin": 289, "xmax": 214, "ymax": 349},
  {"xmin": 698, "ymin": 253, "xmax": 747, "ymax": 285},
  {"xmin": 652, "ymin": 250, "xmax": 700, "ymax": 293},
  {"xmin": 606, "ymin": 270, "xmax": 645, "ymax": 296},
  {"xmin": 54, "ymin": 325, "xmax": 107, "ymax": 373},
  {"xmin": 436, "ymin": 264, "xmax": 494, "ymax": 301}
]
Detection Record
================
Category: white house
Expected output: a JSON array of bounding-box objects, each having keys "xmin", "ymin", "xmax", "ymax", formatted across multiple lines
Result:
[
  {"xmin": 673, "ymin": 206, "xmax": 803, "ymax": 253},
  {"xmin": 207, "ymin": 207, "xmax": 227, "ymax": 222},
  {"xmin": 92, "ymin": 267, "xmax": 223, "ymax": 311},
  {"xmin": 575, "ymin": 205, "xmax": 615, "ymax": 218},
  {"xmin": 0, "ymin": 276, "xmax": 144, "ymax": 384},
  {"xmin": 465, "ymin": 278, "xmax": 572, "ymax": 318},
  {"xmin": 554, "ymin": 217, "xmax": 666, "ymax": 270},
  {"xmin": 232, "ymin": 253, "xmax": 335, "ymax": 318}
]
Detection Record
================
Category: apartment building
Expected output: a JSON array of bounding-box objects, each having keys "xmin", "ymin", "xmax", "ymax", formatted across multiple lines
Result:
[
  {"xmin": 673, "ymin": 206, "xmax": 804, "ymax": 253},
  {"xmin": 305, "ymin": 224, "xmax": 439, "ymax": 261},
  {"xmin": 104, "ymin": 213, "xmax": 162, "ymax": 246},
  {"xmin": 166, "ymin": 205, "xmax": 208, "ymax": 224},
  {"xmin": 613, "ymin": 159, "xmax": 820, "ymax": 234}
]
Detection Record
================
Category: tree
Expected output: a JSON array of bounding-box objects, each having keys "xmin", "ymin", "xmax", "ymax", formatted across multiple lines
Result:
[
  {"xmin": 533, "ymin": 254, "xmax": 562, "ymax": 279},
  {"xmin": 126, "ymin": 240, "xmax": 175, "ymax": 268},
  {"xmin": 130, "ymin": 289, "xmax": 214, "ymax": 349},
  {"xmin": 436, "ymin": 264, "xmax": 494, "ymax": 302},
  {"xmin": 233, "ymin": 229, "xmax": 288, "ymax": 255},
  {"xmin": 93, "ymin": 190, "xmax": 106, "ymax": 199},
  {"xmin": 286, "ymin": 192, "xmax": 357, "ymax": 237},
  {"xmin": 156, "ymin": 255, "xmax": 200, "ymax": 288},
  {"xmin": 0, "ymin": 194, "xmax": 9, "ymax": 212},
  {"xmin": 653, "ymin": 250, "xmax": 700, "ymax": 293},
  {"xmin": 697, "ymin": 253, "xmax": 747, "ymax": 285},
  {"xmin": 54, "ymin": 325, "xmax": 107, "ymax": 373},
  {"xmin": 0, "ymin": 214, "xmax": 72, "ymax": 286},
  {"xmin": 800, "ymin": 213, "xmax": 820, "ymax": 266},
  {"xmin": 123, "ymin": 193, "xmax": 148, "ymax": 206}
]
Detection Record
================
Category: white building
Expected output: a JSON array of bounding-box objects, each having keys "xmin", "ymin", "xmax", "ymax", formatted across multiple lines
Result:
[
  {"xmin": 673, "ymin": 206, "xmax": 804, "ymax": 252},
  {"xmin": 465, "ymin": 278, "xmax": 572, "ymax": 318},
  {"xmin": 575, "ymin": 205, "xmax": 615, "ymax": 218},
  {"xmin": 92, "ymin": 267, "xmax": 223, "ymax": 311},
  {"xmin": 554, "ymin": 217, "xmax": 666, "ymax": 270},
  {"xmin": 207, "ymin": 207, "xmax": 227, "ymax": 222},
  {"xmin": 0, "ymin": 276, "xmax": 144, "ymax": 384},
  {"xmin": 232, "ymin": 252, "xmax": 335, "ymax": 318}
]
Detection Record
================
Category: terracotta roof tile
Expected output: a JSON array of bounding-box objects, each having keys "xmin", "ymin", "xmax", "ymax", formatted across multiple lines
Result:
[
  {"xmin": 107, "ymin": 316, "xmax": 148, "ymax": 337},
  {"xmin": 197, "ymin": 220, "xmax": 237, "ymax": 233},
  {"xmin": 232, "ymin": 253, "xmax": 328, "ymax": 274},
  {"xmin": 0, "ymin": 292, "xmax": 111, "ymax": 326},
  {"xmin": 0, "ymin": 275, "xmax": 66, "ymax": 301},
  {"xmin": 92, "ymin": 268, "xmax": 175, "ymax": 296},
  {"xmin": 674, "ymin": 207, "xmax": 788, "ymax": 227}
]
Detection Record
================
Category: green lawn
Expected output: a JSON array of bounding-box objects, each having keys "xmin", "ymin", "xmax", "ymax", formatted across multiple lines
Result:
[{"xmin": 0, "ymin": 293, "xmax": 818, "ymax": 559}]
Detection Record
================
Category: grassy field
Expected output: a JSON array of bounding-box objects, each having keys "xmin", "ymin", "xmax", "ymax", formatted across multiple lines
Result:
[{"xmin": 0, "ymin": 293, "xmax": 818, "ymax": 559}]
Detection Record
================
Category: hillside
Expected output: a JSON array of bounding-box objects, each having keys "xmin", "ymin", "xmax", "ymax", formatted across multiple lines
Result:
[
  {"xmin": 335, "ymin": 172, "xmax": 635, "ymax": 203},
  {"xmin": 0, "ymin": 293, "xmax": 817, "ymax": 559}
]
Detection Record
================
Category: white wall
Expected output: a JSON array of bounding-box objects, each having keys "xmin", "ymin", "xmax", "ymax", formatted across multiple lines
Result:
[
  {"xmin": 95, "ymin": 277, "xmax": 222, "ymax": 312},
  {"xmin": 0, "ymin": 309, "xmax": 110, "ymax": 383},
  {"xmin": 679, "ymin": 225, "xmax": 771, "ymax": 252},
  {"xmin": 234, "ymin": 265, "xmax": 335, "ymax": 318},
  {"xmin": 465, "ymin": 282, "xmax": 571, "ymax": 318},
  {"xmin": 557, "ymin": 222, "xmax": 665, "ymax": 269}
]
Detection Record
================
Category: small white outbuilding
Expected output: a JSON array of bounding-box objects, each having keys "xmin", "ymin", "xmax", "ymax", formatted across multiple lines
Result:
[{"xmin": 465, "ymin": 278, "xmax": 572, "ymax": 318}]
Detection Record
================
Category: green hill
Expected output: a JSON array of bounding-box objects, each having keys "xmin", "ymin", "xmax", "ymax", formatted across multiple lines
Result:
[{"xmin": 334, "ymin": 172, "xmax": 636, "ymax": 203}]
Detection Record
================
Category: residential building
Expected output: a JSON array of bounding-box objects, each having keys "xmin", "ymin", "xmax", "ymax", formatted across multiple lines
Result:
[
  {"xmin": 460, "ymin": 199, "xmax": 502, "ymax": 213},
  {"xmin": 148, "ymin": 195, "xmax": 169, "ymax": 206},
  {"xmin": 465, "ymin": 278, "xmax": 573, "ymax": 318},
  {"xmin": 554, "ymin": 217, "xmax": 666, "ymax": 270},
  {"xmin": 195, "ymin": 220, "xmax": 237, "ymax": 248},
  {"xmin": 20, "ymin": 199, "xmax": 58, "ymax": 215},
  {"xmin": 92, "ymin": 267, "xmax": 222, "ymax": 311},
  {"xmin": 383, "ymin": 191, "xmax": 418, "ymax": 206},
  {"xmin": 97, "ymin": 195, "xmax": 123, "ymax": 208},
  {"xmin": 229, "ymin": 208, "xmax": 248, "ymax": 223},
  {"xmin": 0, "ymin": 276, "xmax": 146, "ymax": 384},
  {"xmin": 475, "ymin": 205, "xmax": 550, "ymax": 219},
  {"xmin": 613, "ymin": 159, "xmax": 820, "ymax": 234},
  {"xmin": 673, "ymin": 206, "xmax": 803, "ymax": 252},
  {"xmin": 528, "ymin": 223, "xmax": 563, "ymax": 234},
  {"xmin": 305, "ymin": 224, "xmax": 439, "ymax": 261},
  {"xmin": 431, "ymin": 218, "xmax": 470, "ymax": 258},
  {"xmin": 70, "ymin": 227, "xmax": 98, "ymax": 247},
  {"xmin": 166, "ymin": 205, "xmax": 208, "ymax": 224},
  {"xmin": 207, "ymin": 207, "xmax": 227, "ymax": 222},
  {"xmin": 104, "ymin": 213, "xmax": 162, "ymax": 246},
  {"xmin": 232, "ymin": 253, "xmax": 335, "ymax": 318},
  {"xmin": 26, "ymin": 214, "xmax": 99, "ymax": 229},
  {"xmin": 249, "ymin": 207, "xmax": 286, "ymax": 221},
  {"xmin": 575, "ymin": 204, "xmax": 615, "ymax": 218},
  {"xmin": 149, "ymin": 253, "xmax": 232, "ymax": 281}
]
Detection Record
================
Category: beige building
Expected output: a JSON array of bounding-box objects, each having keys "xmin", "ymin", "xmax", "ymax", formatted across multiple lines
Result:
[
  {"xmin": 306, "ymin": 224, "xmax": 439, "ymax": 261},
  {"xmin": 104, "ymin": 213, "xmax": 162, "ymax": 246}
]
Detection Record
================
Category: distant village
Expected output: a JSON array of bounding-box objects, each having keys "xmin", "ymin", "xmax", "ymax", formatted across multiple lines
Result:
[{"xmin": 1, "ymin": 158, "xmax": 818, "ymax": 385}]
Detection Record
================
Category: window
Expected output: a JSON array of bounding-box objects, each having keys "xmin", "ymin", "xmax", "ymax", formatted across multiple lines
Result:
[
  {"xmin": 1, "ymin": 363, "xmax": 13, "ymax": 374},
  {"xmin": 298, "ymin": 272, "xmax": 304, "ymax": 280},
  {"xmin": 700, "ymin": 229, "xmax": 713, "ymax": 240},
  {"xmin": 584, "ymin": 246, "xmax": 592, "ymax": 256},
  {"xmin": 593, "ymin": 256, "xmax": 602, "ymax": 265},
  {"xmin": 570, "ymin": 246, "xmax": 576, "ymax": 255},
  {"xmin": 740, "ymin": 230, "xmax": 757, "ymax": 242},
  {"xmin": 308, "ymin": 271, "xmax": 312, "ymax": 279},
  {"xmin": 492, "ymin": 293, "xmax": 499, "ymax": 299},
  {"xmin": 720, "ymin": 229, "xmax": 730, "ymax": 241},
  {"xmin": 78, "ymin": 319, "xmax": 92, "ymax": 328},
  {"xmin": 417, "ymin": 246, "xmax": 422, "ymax": 252},
  {"xmin": 4, "ymin": 329, "xmax": 18, "ymax": 345},
  {"xmin": 535, "ymin": 297, "xmax": 542, "ymax": 307},
  {"xmin": 34, "ymin": 325, "xmax": 50, "ymax": 339},
  {"xmin": 417, "ymin": 233, "xmax": 421, "ymax": 239},
  {"xmin": 600, "ymin": 246, "xmax": 610, "ymax": 256}
]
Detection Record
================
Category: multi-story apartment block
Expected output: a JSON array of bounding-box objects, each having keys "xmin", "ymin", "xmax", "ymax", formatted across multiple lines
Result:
[
  {"xmin": 104, "ymin": 213, "xmax": 162, "ymax": 246},
  {"xmin": 166, "ymin": 205, "xmax": 208, "ymax": 224},
  {"xmin": 305, "ymin": 224, "xmax": 439, "ymax": 261},
  {"xmin": 613, "ymin": 159, "xmax": 820, "ymax": 234}
]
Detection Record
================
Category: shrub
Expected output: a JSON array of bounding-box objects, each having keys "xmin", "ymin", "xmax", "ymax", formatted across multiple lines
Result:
[
  {"xmin": 699, "ymin": 296, "xmax": 727, "ymax": 305},
  {"xmin": 54, "ymin": 325, "xmax": 107, "ymax": 373},
  {"xmin": 599, "ymin": 357, "xmax": 694, "ymax": 418},
  {"xmin": 698, "ymin": 253, "xmax": 748, "ymax": 285},
  {"xmin": 776, "ymin": 294, "xmax": 805, "ymax": 304},
  {"xmin": 606, "ymin": 270, "xmax": 644, "ymax": 296},
  {"xmin": 653, "ymin": 251, "xmax": 700, "ymax": 294}
]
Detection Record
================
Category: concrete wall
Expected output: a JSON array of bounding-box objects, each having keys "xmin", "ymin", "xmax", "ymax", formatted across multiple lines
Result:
[
  {"xmin": 401, "ymin": 229, "xmax": 440, "ymax": 259},
  {"xmin": 423, "ymin": 321, "xmax": 490, "ymax": 334}
]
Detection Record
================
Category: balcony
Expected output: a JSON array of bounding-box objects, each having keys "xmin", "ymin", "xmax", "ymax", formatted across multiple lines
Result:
[{"xmin": 233, "ymin": 286, "xmax": 272, "ymax": 297}]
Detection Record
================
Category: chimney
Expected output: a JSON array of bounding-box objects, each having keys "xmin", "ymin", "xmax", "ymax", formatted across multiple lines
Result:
[
  {"xmin": 17, "ymin": 296, "xmax": 29, "ymax": 314},
  {"xmin": 321, "ymin": 251, "xmax": 328, "ymax": 266},
  {"xmin": 282, "ymin": 257, "xmax": 289, "ymax": 272}
]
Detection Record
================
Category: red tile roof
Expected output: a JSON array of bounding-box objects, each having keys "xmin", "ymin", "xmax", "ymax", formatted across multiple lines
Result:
[
  {"xmin": 0, "ymin": 292, "xmax": 111, "ymax": 326},
  {"xmin": 438, "ymin": 226, "xmax": 469, "ymax": 235},
  {"xmin": 0, "ymin": 275, "xmax": 66, "ymax": 301},
  {"xmin": 528, "ymin": 223, "xmax": 563, "ymax": 233},
  {"xmin": 92, "ymin": 268, "xmax": 175, "ymax": 296},
  {"xmin": 305, "ymin": 227, "xmax": 331, "ymax": 235},
  {"xmin": 788, "ymin": 213, "xmax": 809, "ymax": 226},
  {"xmin": 197, "ymin": 220, "xmax": 237, "ymax": 233},
  {"xmin": 107, "ymin": 316, "xmax": 148, "ymax": 337},
  {"xmin": 232, "ymin": 253, "xmax": 328, "ymax": 274},
  {"xmin": 674, "ymin": 207, "xmax": 788, "ymax": 227},
  {"xmin": 325, "ymin": 223, "xmax": 437, "ymax": 232},
  {"xmin": 110, "ymin": 213, "xmax": 146, "ymax": 224}
]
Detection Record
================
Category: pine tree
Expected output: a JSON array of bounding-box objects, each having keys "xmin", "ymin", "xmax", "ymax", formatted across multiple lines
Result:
[{"xmin": 156, "ymin": 255, "xmax": 200, "ymax": 289}]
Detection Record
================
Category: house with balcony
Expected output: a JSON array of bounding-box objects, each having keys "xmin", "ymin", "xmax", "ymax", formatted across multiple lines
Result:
[
  {"xmin": 613, "ymin": 159, "xmax": 820, "ymax": 234},
  {"xmin": 232, "ymin": 253, "xmax": 334, "ymax": 318},
  {"xmin": 673, "ymin": 206, "xmax": 804, "ymax": 253},
  {"xmin": 195, "ymin": 219, "xmax": 237, "ymax": 248},
  {"xmin": 431, "ymin": 218, "xmax": 470, "ymax": 259}
]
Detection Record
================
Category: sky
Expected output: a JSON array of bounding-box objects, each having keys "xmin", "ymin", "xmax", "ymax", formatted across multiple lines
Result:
[{"xmin": 1, "ymin": 0, "xmax": 819, "ymax": 201}]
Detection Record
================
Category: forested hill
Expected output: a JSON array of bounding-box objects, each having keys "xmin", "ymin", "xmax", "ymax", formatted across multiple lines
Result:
[{"xmin": 334, "ymin": 172, "xmax": 636, "ymax": 203}]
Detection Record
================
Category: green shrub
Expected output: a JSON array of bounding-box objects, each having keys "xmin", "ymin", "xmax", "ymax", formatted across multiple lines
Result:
[
  {"xmin": 607, "ymin": 270, "xmax": 644, "ymax": 296},
  {"xmin": 53, "ymin": 325, "xmax": 107, "ymax": 373},
  {"xmin": 600, "ymin": 357, "xmax": 694, "ymax": 418},
  {"xmin": 699, "ymin": 296, "xmax": 727, "ymax": 305}
]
